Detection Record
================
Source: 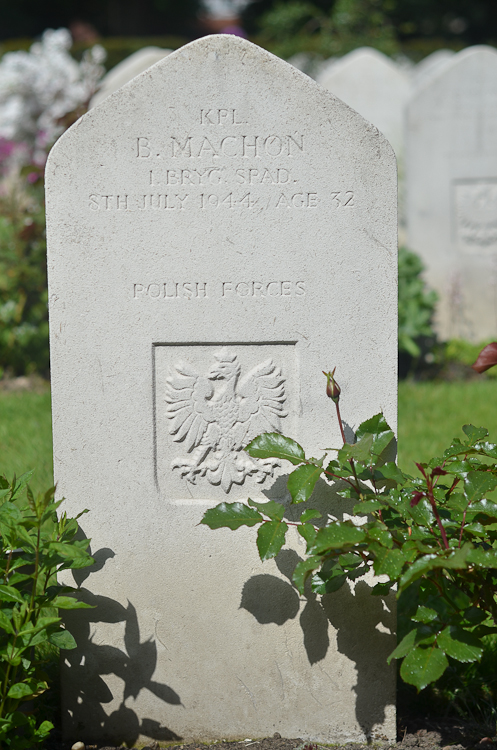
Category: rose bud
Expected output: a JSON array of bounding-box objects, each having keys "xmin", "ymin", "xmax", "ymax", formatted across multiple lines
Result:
[{"xmin": 323, "ymin": 368, "xmax": 341, "ymax": 403}]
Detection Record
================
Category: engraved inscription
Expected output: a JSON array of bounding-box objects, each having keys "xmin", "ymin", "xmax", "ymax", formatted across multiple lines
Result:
[
  {"xmin": 454, "ymin": 180, "xmax": 497, "ymax": 251},
  {"xmin": 136, "ymin": 135, "xmax": 305, "ymax": 160},
  {"xmin": 200, "ymin": 108, "xmax": 246, "ymax": 125},
  {"xmin": 133, "ymin": 281, "xmax": 306, "ymax": 299},
  {"xmin": 165, "ymin": 347, "xmax": 286, "ymax": 492}
]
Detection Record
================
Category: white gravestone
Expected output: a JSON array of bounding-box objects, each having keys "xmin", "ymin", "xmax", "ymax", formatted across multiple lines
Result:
[
  {"xmin": 406, "ymin": 46, "xmax": 497, "ymax": 340},
  {"xmin": 46, "ymin": 35, "xmax": 397, "ymax": 747},
  {"xmin": 316, "ymin": 47, "xmax": 410, "ymax": 158},
  {"xmin": 411, "ymin": 49, "xmax": 455, "ymax": 89},
  {"xmin": 90, "ymin": 47, "xmax": 172, "ymax": 108}
]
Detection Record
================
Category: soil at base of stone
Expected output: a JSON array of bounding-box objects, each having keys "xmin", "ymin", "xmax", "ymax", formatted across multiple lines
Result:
[{"xmin": 55, "ymin": 718, "xmax": 497, "ymax": 750}]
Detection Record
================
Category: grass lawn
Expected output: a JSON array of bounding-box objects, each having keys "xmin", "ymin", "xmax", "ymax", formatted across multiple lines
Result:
[
  {"xmin": 398, "ymin": 379, "xmax": 497, "ymax": 473},
  {"xmin": 0, "ymin": 390, "xmax": 53, "ymax": 495},
  {"xmin": 0, "ymin": 379, "xmax": 496, "ymax": 493}
]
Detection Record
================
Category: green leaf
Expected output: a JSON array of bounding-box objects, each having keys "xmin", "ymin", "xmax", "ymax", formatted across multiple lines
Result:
[
  {"xmin": 355, "ymin": 413, "xmax": 395, "ymax": 463},
  {"xmin": 470, "ymin": 499, "xmax": 497, "ymax": 517},
  {"xmin": 371, "ymin": 581, "xmax": 393, "ymax": 596},
  {"xmin": 367, "ymin": 526, "xmax": 393, "ymax": 548},
  {"xmin": 200, "ymin": 502, "xmax": 263, "ymax": 530},
  {"xmin": 34, "ymin": 720, "xmax": 54, "ymax": 738},
  {"xmin": 437, "ymin": 626, "xmax": 483, "ymax": 663},
  {"xmin": 400, "ymin": 646, "xmax": 448, "ymax": 690},
  {"xmin": 247, "ymin": 498, "xmax": 285, "ymax": 521},
  {"xmin": 311, "ymin": 563, "xmax": 347, "ymax": 594},
  {"xmin": 308, "ymin": 522, "xmax": 366, "ymax": 554},
  {"xmin": 374, "ymin": 547, "xmax": 405, "ymax": 579},
  {"xmin": 0, "ymin": 610, "xmax": 15, "ymax": 635},
  {"xmin": 0, "ymin": 586, "xmax": 24, "ymax": 604},
  {"xmin": 245, "ymin": 433, "xmax": 305, "ymax": 465},
  {"xmin": 298, "ymin": 523, "xmax": 317, "ymax": 548},
  {"xmin": 338, "ymin": 434, "xmax": 374, "ymax": 463},
  {"xmin": 466, "ymin": 548, "xmax": 497, "ymax": 567},
  {"xmin": 7, "ymin": 682, "xmax": 36, "ymax": 700},
  {"xmin": 399, "ymin": 555, "xmax": 438, "ymax": 590},
  {"xmin": 256, "ymin": 520, "xmax": 288, "ymax": 561},
  {"xmin": 292, "ymin": 556, "xmax": 322, "ymax": 594},
  {"xmin": 49, "ymin": 629, "xmax": 77, "ymax": 649},
  {"xmin": 300, "ymin": 508, "xmax": 321, "ymax": 522},
  {"xmin": 464, "ymin": 472, "xmax": 497, "ymax": 505},
  {"xmin": 412, "ymin": 606, "xmax": 438, "ymax": 623},
  {"xmin": 463, "ymin": 425, "xmax": 489, "ymax": 444},
  {"xmin": 287, "ymin": 463, "xmax": 322, "ymax": 504},
  {"xmin": 53, "ymin": 596, "xmax": 94, "ymax": 610},
  {"xmin": 353, "ymin": 499, "xmax": 386, "ymax": 514}
]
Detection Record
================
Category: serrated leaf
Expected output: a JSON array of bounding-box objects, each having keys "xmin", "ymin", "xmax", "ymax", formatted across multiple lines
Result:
[
  {"xmin": 34, "ymin": 720, "xmax": 54, "ymax": 738},
  {"xmin": 311, "ymin": 559, "xmax": 347, "ymax": 594},
  {"xmin": 355, "ymin": 413, "xmax": 395, "ymax": 463},
  {"xmin": 463, "ymin": 424, "xmax": 489, "ymax": 444},
  {"xmin": 376, "ymin": 462, "xmax": 406, "ymax": 485},
  {"xmin": 470, "ymin": 499, "xmax": 497, "ymax": 517},
  {"xmin": 287, "ymin": 463, "xmax": 322, "ymax": 504},
  {"xmin": 292, "ymin": 556, "xmax": 322, "ymax": 594},
  {"xmin": 300, "ymin": 508, "xmax": 321, "ymax": 522},
  {"xmin": 338, "ymin": 434, "xmax": 374, "ymax": 463},
  {"xmin": 353, "ymin": 499, "xmax": 385, "ymax": 514},
  {"xmin": 464, "ymin": 472, "xmax": 497, "ymax": 505},
  {"xmin": 256, "ymin": 520, "xmax": 288, "ymax": 561},
  {"xmin": 374, "ymin": 547, "xmax": 405, "ymax": 578},
  {"xmin": 308, "ymin": 522, "xmax": 366, "ymax": 554},
  {"xmin": 400, "ymin": 646, "xmax": 448, "ymax": 690},
  {"xmin": 49, "ymin": 629, "xmax": 77, "ymax": 649},
  {"xmin": 367, "ymin": 526, "xmax": 393, "ymax": 548},
  {"xmin": 298, "ymin": 523, "xmax": 317, "ymax": 548},
  {"xmin": 247, "ymin": 498, "xmax": 285, "ymax": 521},
  {"xmin": 466, "ymin": 547, "xmax": 497, "ymax": 567},
  {"xmin": 245, "ymin": 433, "xmax": 305, "ymax": 465},
  {"xmin": 200, "ymin": 502, "xmax": 263, "ymax": 530},
  {"xmin": 437, "ymin": 626, "xmax": 483, "ymax": 663},
  {"xmin": 412, "ymin": 606, "xmax": 438, "ymax": 623}
]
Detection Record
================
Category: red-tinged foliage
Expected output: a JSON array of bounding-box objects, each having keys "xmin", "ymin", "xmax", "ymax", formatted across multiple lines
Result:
[{"xmin": 472, "ymin": 342, "xmax": 497, "ymax": 373}]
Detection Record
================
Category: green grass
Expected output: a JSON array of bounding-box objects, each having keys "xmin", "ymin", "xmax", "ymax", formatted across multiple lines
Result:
[
  {"xmin": 398, "ymin": 379, "xmax": 497, "ymax": 473},
  {"xmin": 0, "ymin": 391, "xmax": 53, "ymax": 495}
]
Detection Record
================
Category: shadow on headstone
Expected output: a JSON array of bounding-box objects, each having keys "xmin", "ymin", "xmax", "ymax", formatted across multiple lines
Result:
[
  {"xmin": 240, "ymin": 547, "xmax": 395, "ymax": 741},
  {"xmin": 62, "ymin": 549, "xmax": 182, "ymax": 746}
]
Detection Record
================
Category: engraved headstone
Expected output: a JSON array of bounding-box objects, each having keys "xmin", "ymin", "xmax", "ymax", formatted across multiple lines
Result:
[
  {"xmin": 46, "ymin": 35, "xmax": 397, "ymax": 747},
  {"xmin": 316, "ymin": 47, "xmax": 410, "ymax": 157},
  {"xmin": 406, "ymin": 46, "xmax": 497, "ymax": 340}
]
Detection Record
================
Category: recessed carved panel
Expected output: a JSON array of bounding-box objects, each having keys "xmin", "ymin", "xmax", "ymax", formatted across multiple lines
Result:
[
  {"xmin": 154, "ymin": 343, "xmax": 298, "ymax": 502},
  {"xmin": 454, "ymin": 179, "xmax": 497, "ymax": 252}
]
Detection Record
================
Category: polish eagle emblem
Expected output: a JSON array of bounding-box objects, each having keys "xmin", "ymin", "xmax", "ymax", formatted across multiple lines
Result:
[{"xmin": 164, "ymin": 348, "xmax": 287, "ymax": 492}]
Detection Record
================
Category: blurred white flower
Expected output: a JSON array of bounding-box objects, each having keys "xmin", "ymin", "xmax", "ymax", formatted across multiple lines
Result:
[{"xmin": 0, "ymin": 28, "xmax": 106, "ymax": 162}]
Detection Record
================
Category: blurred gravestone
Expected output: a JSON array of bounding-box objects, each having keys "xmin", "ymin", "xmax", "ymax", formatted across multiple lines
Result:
[
  {"xmin": 46, "ymin": 35, "xmax": 397, "ymax": 746},
  {"xmin": 406, "ymin": 46, "xmax": 497, "ymax": 340},
  {"xmin": 411, "ymin": 49, "xmax": 455, "ymax": 89},
  {"xmin": 316, "ymin": 47, "xmax": 410, "ymax": 158},
  {"xmin": 90, "ymin": 46, "xmax": 172, "ymax": 107}
]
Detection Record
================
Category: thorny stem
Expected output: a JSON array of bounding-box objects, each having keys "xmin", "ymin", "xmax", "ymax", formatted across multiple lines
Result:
[{"xmin": 335, "ymin": 400, "xmax": 347, "ymax": 446}]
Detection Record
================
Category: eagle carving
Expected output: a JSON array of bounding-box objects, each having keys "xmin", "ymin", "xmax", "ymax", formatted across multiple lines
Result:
[{"xmin": 164, "ymin": 348, "xmax": 287, "ymax": 492}]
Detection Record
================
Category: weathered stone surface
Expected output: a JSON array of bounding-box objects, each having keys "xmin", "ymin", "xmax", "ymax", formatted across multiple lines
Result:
[
  {"xmin": 316, "ymin": 46, "xmax": 409, "ymax": 157},
  {"xmin": 46, "ymin": 35, "xmax": 397, "ymax": 747},
  {"xmin": 406, "ymin": 46, "xmax": 497, "ymax": 340},
  {"xmin": 90, "ymin": 46, "xmax": 172, "ymax": 107}
]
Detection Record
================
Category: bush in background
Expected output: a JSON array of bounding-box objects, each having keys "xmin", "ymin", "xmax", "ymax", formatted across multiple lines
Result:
[{"xmin": 398, "ymin": 246, "xmax": 438, "ymax": 361}]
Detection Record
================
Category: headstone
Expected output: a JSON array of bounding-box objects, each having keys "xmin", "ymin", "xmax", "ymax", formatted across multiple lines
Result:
[
  {"xmin": 406, "ymin": 46, "xmax": 497, "ymax": 340},
  {"xmin": 46, "ymin": 35, "xmax": 397, "ymax": 747},
  {"xmin": 90, "ymin": 46, "xmax": 172, "ymax": 108},
  {"xmin": 316, "ymin": 47, "xmax": 410, "ymax": 157},
  {"xmin": 411, "ymin": 49, "xmax": 455, "ymax": 89}
]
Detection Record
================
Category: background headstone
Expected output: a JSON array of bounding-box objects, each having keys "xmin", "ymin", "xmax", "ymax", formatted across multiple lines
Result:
[
  {"xmin": 406, "ymin": 46, "xmax": 497, "ymax": 340},
  {"xmin": 90, "ymin": 46, "xmax": 172, "ymax": 107},
  {"xmin": 46, "ymin": 35, "xmax": 397, "ymax": 746},
  {"xmin": 411, "ymin": 49, "xmax": 455, "ymax": 89},
  {"xmin": 316, "ymin": 47, "xmax": 410, "ymax": 158}
]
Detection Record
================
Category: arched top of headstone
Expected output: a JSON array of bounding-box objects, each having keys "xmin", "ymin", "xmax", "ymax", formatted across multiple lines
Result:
[
  {"xmin": 409, "ymin": 44, "xmax": 497, "ymax": 102},
  {"xmin": 316, "ymin": 46, "xmax": 407, "ymax": 87},
  {"xmin": 90, "ymin": 46, "xmax": 173, "ymax": 108},
  {"xmin": 48, "ymin": 34, "xmax": 395, "ymax": 179},
  {"xmin": 411, "ymin": 49, "xmax": 455, "ymax": 88}
]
